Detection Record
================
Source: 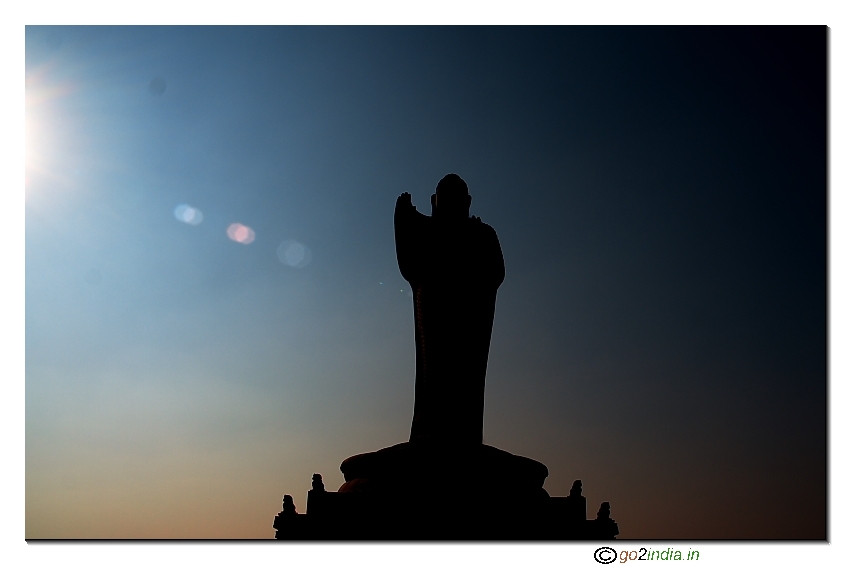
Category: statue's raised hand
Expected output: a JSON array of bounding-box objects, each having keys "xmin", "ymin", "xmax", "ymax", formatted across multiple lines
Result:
[{"xmin": 396, "ymin": 192, "xmax": 414, "ymax": 210}]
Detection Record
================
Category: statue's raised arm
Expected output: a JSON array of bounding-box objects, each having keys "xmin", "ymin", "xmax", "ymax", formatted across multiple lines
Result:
[{"xmin": 394, "ymin": 191, "xmax": 429, "ymax": 285}]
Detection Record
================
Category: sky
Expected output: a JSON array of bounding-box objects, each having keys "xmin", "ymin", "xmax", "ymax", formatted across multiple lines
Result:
[{"xmin": 24, "ymin": 26, "xmax": 826, "ymax": 539}]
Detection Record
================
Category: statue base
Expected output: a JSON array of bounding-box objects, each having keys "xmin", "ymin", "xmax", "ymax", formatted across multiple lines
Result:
[{"xmin": 273, "ymin": 441, "xmax": 619, "ymax": 540}]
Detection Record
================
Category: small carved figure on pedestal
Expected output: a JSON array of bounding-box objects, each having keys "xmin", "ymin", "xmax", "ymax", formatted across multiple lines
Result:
[
  {"xmin": 566, "ymin": 479, "xmax": 587, "ymax": 524},
  {"xmin": 273, "ymin": 495, "xmax": 301, "ymax": 539},
  {"xmin": 595, "ymin": 501, "xmax": 620, "ymax": 540}
]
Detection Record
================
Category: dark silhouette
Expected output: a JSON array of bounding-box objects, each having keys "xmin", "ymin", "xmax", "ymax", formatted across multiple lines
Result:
[
  {"xmin": 273, "ymin": 175, "xmax": 619, "ymax": 540},
  {"xmin": 272, "ymin": 495, "xmax": 304, "ymax": 539},
  {"xmin": 394, "ymin": 173, "xmax": 504, "ymax": 444},
  {"xmin": 566, "ymin": 479, "xmax": 588, "ymax": 523},
  {"xmin": 594, "ymin": 501, "xmax": 621, "ymax": 540}
]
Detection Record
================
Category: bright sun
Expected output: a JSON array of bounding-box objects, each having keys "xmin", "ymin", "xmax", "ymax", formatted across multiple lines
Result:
[{"xmin": 25, "ymin": 61, "xmax": 77, "ymax": 196}]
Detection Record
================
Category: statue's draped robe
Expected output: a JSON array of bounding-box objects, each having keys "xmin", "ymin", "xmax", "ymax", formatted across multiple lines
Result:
[{"xmin": 395, "ymin": 201, "xmax": 505, "ymax": 445}]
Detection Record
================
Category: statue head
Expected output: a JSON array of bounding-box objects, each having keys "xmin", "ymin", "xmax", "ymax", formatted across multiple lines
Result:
[{"xmin": 431, "ymin": 174, "xmax": 472, "ymax": 219}]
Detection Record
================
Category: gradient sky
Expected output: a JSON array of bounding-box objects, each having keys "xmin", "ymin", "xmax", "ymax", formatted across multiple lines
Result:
[{"xmin": 25, "ymin": 26, "xmax": 826, "ymax": 539}]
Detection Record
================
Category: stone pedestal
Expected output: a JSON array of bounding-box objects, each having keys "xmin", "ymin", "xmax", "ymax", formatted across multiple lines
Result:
[
  {"xmin": 339, "ymin": 441, "xmax": 547, "ymax": 492},
  {"xmin": 273, "ymin": 442, "xmax": 619, "ymax": 540}
]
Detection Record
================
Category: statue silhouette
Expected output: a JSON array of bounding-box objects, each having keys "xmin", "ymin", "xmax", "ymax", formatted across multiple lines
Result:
[
  {"xmin": 274, "ymin": 174, "xmax": 620, "ymax": 540},
  {"xmin": 394, "ymin": 173, "xmax": 505, "ymax": 444}
]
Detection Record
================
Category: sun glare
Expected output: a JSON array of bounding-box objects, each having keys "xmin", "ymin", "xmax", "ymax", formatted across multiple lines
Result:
[{"xmin": 25, "ymin": 60, "xmax": 79, "ymax": 196}]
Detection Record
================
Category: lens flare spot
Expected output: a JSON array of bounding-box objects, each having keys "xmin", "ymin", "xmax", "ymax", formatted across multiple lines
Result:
[
  {"xmin": 277, "ymin": 239, "xmax": 312, "ymax": 268},
  {"xmin": 227, "ymin": 223, "xmax": 255, "ymax": 244},
  {"xmin": 174, "ymin": 204, "xmax": 203, "ymax": 226},
  {"xmin": 149, "ymin": 77, "xmax": 167, "ymax": 96}
]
